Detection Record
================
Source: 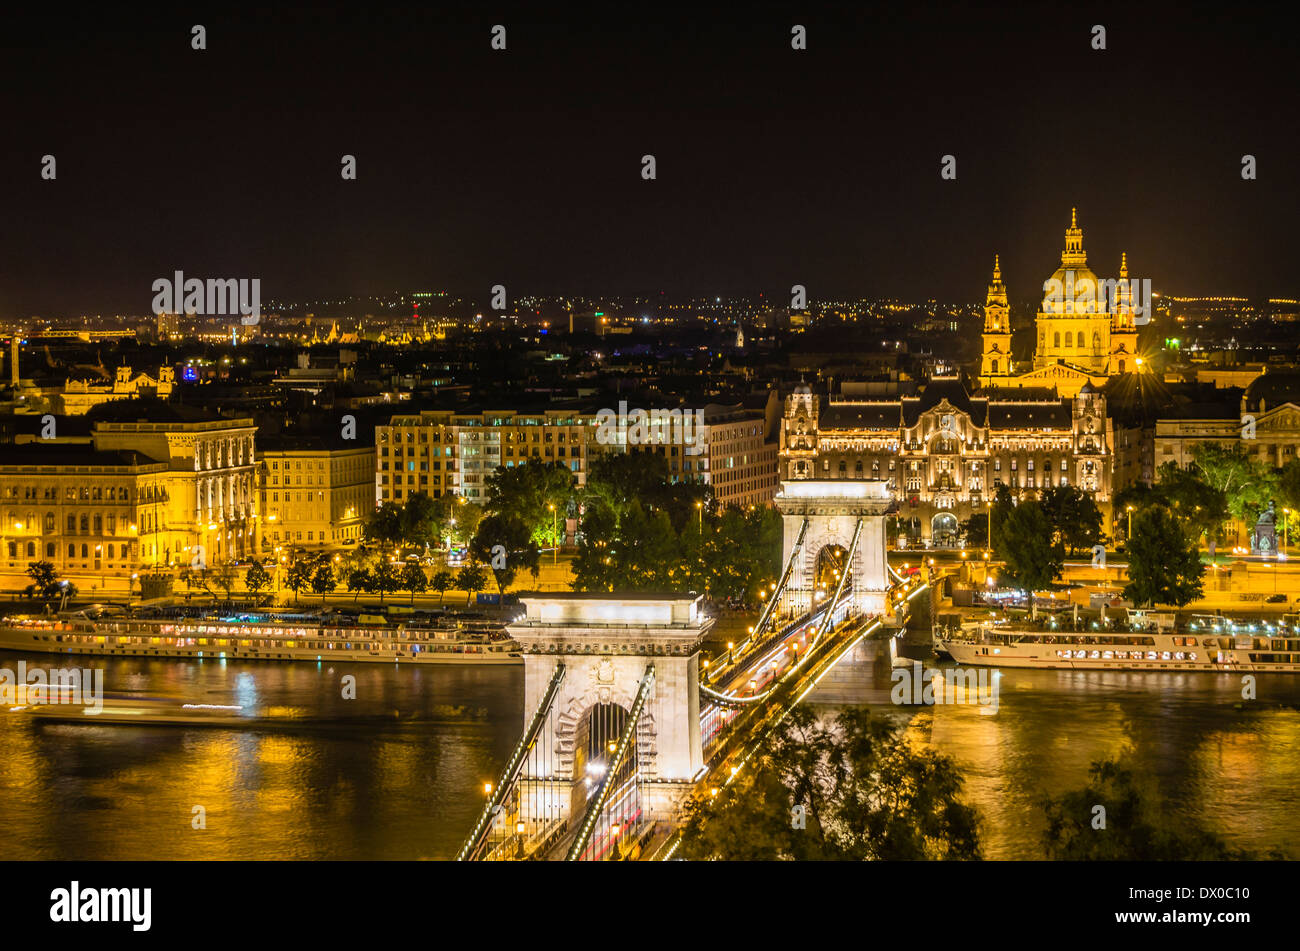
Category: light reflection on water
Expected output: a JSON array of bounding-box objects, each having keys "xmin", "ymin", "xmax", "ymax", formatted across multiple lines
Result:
[
  {"xmin": 809, "ymin": 642, "xmax": 1300, "ymax": 858},
  {"xmin": 4, "ymin": 648, "xmax": 1300, "ymax": 859},
  {"xmin": 0, "ymin": 653, "xmax": 522, "ymax": 860}
]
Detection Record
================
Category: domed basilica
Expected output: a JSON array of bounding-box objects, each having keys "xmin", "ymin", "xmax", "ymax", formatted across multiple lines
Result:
[{"xmin": 978, "ymin": 208, "xmax": 1141, "ymax": 397}]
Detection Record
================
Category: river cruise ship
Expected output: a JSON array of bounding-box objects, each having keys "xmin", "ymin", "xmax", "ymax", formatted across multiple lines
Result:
[
  {"xmin": 936, "ymin": 611, "xmax": 1300, "ymax": 673},
  {"xmin": 0, "ymin": 612, "xmax": 521, "ymax": 665}
]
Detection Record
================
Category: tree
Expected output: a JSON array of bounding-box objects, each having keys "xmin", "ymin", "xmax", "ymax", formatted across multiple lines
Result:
[
  {"xmin": 456, "ymin": 563, "xmax": 488, "ymax": 605},
  {"xmin": 178, "ymin": 564, "xmax": 213, "ymax": 599},
  {"xmin": 284, "ymin": 558, "xmax": 314, "ymax": 605},
  {"xmin": 991, "ymin": 498, "xmax": 1063, "ymax": 616},
  {"xmin": 959, "ymin": 514, "xmax": 987, "ymax": 549},
  {"xmin": 244, "ymin": 562, "xmax": 272, "ymax": 602},
  {"xmin": 210, "ymin": 560, "xmax": 238, "ymax": 602},
  {"xmin": 431, "ymin": 569, "xmax": 454, "ymax": 603},
  {"xmin": 400, "ymin": 491, "xmax": 449, "ymax": 551},
  {"xmin": 1124, "ymin": 505, "xmax": 1205, "ymax": 607},
  {"xmin": 310, "ymin": 563, "xmax": 337, "ymax": 603},
  {"xmin": 371, "ymin": 559, "xmax": 400, "ymax": 603},
  {"xmin": 1153, "ymin": 461, "xmax": 1230, "ymax": 544},
  {"xmin": 679, "ymin": 706, "xmax": 980, "ymax": 860},
  {"xmin": 345, "ymin": 567, "xmax": 373, "ymax": 604},
  {"xmin": 1038, "ymin": 484, "xmax": 1104, "ymax": 556},
  {"xmin": 1042, "ymin": 758, "xmax": 1267, "ymax": 860},
  {"xmin": 471, "ymin": 513, "xmax": 540, "ymax": 594},
  {"xmin": 23, "ymin": 560, "xmax": 63, "ymax": 601},
  {"xmin": 447, "ymin": 498, "xmax": 483, "ymax": 548},
  {"xmin": 582, "ymin": 453, "xmax": 679, "ymax": 528},
  {"xmin": 363, "ymin": 501, "xmax": 405, "ymax": 551},
  {"xmin": 1190, "ymin": 443, "xmax": 1276, "ymax": 529},
  {"xmin": 483, "ymin": 460, "xmax": 575, "ymax": 546},
  {"xmin": 1277, "ymin": 457, "xmax": 1300, "ymax": 515},
  {"xmin": 400, "ymin": 562, "xmax": 428, "ymax": 604}
]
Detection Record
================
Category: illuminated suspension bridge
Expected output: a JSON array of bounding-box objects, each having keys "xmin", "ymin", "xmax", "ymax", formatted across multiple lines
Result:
[{"xmin": 457, "ymin": 480, "xmax": 928, "ymax": 861}]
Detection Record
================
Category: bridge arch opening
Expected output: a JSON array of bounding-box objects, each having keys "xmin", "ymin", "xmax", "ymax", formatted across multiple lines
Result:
[
  {"xmin": 814, "ymin": 544, "xmax": 848, "ymax": 602},
  {"xmin": 573, "ymin": 701, "xmax": 630, "ymax": 787}
]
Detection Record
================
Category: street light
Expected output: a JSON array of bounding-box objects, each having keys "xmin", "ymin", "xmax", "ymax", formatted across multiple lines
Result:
[
  {"xmin": 548, "ymin": 503, "xmax": 557, "ymax": 566},
  {"xmin": 695, "ymin": 500, "xmax": 703, "ymax": 534}
]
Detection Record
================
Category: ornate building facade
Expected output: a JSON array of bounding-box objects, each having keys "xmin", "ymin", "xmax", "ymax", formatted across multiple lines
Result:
[
  {"xmin": 0, "ymin": 405, "xmax": 260, "ymax": 594},
  {"xmin": 781, "ymin": 380, "xmax": 1112, "ymax": 546}
]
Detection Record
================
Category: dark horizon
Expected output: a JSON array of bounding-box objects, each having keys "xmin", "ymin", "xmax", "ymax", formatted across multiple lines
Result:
[{"xmin": 4, "ymin": 0, "xmax": 1298, "ymax": 317}]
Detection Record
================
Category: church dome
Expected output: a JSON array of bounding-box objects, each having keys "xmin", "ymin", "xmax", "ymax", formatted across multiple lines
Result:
[
  {"xmin": 1243, "ymin": 370, "xmax": 1300, "ymax": 413},
  {"xmin": 1041, "ymin": 208, "xmax": 1106, "ymax": 314}
]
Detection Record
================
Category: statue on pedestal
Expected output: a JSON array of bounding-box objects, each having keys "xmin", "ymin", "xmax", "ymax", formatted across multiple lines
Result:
[{"xmin": 1251, "ymin": 500, "xmax": 1278, "ymax": 556}]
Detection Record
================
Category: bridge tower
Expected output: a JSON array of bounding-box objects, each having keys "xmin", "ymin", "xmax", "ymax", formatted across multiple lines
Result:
[
  {"xmin": 506, "ymin": 594, "xmax": 713, "ymax": 834},
  {"xmin": 774, "ymin": 480, "xmax": 894, "ymax": 620}
]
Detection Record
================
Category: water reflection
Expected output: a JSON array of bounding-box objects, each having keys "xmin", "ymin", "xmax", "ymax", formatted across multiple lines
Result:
[
  {"xmin": 0, "ymin": 653, "xmax": 522, "ymax": 860},
  {"xmin": 5, "ymin": 648, "xmax": 1300, "ymax": 859},
  {"xmin": 809, "ymin": 647, "xmax": 1300, "ymax": 858}
]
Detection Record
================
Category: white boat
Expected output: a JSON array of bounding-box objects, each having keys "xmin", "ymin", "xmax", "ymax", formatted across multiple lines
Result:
[
  {"xmin": 0, "ymin": 613, "xmax": 521, "ymax": 665},
  {"xmin": 936, "ymin": 611, "xmax": 1300, "ymax": 673}
]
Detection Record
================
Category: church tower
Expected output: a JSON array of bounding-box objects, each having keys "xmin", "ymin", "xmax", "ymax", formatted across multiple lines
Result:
[
  {"xmin": 1106, "ymin": 252, "xmax": 1139, "ymax": 375},
  {"xmin": 978, "ymin": 254, "xmax": 1013, "ymax": 387},
  {"xmin": 1034, "ymin": 208, "xmax": 1111, "ymax": 374}
]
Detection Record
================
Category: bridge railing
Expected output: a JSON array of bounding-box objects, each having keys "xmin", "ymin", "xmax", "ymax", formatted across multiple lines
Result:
[
  {"xmin": 749, "ymin": 517, "xmax": 808, "ymax": 640},
  {"xmin": 457, "ymin": 661, "xmax": 566, "ymax": 861},
  {"xmin": 566, "ymin": 664, "xmax": 655, "ymax": 861}
]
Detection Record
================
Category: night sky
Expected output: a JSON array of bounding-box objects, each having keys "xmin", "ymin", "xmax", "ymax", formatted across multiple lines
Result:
[{"xmin": 3, "ymin": 0, "xmax": 1297, "ymax": 316}]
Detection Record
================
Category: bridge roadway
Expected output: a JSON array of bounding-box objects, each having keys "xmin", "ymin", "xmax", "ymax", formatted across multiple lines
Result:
[
  {"xmin": 705, "ymin": 598, "xmax": 843, "ymax": 696},
  {"xmin": 652, "ymin": 574, "xmax": 931, "ymax": 860},
  {"xmin": 470, "ymin": 574, "xmax": 931, "ymax": 862}
]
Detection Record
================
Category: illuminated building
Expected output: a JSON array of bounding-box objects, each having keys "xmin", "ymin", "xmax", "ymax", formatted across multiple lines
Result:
[
  {"xmin": 781, "ymin": 378, "xmax": 1112, "ymax": 546},
  {"xmin": 979, "ymin": 209, "xmax": 1142, "ymax": 396},
  {"xmin": 376, "ymin": 409, "xmax": 602, "ymax": 503},
  {"xmin": 58, "ymin": 366, "xmax": 176, "ymax": 415},
  {"xmin": 0, "ymin": 404, "xmax": 259, "ymax": 591},
  {"xmin": 260, "ymin": 436, "xmax": 374, "ymax": 549}
]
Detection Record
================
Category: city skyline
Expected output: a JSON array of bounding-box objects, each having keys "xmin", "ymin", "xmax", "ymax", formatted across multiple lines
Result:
[{"xmin": 4, "ymin": 2, "xmax": 1299, "ymax": 316}]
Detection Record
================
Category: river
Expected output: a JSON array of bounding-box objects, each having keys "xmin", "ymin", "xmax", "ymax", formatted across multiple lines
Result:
[{"xmin": 3, "ymin": 647, "xmax": 1298, "ymax": 859}]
